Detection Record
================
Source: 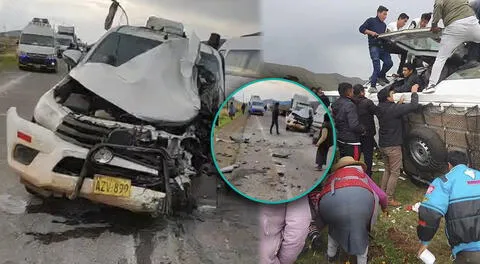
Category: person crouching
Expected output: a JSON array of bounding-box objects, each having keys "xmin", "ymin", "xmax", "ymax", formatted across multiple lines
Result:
[{"xmin": 308, "ymin": 157, "xmax": 388, "ymax": 263}]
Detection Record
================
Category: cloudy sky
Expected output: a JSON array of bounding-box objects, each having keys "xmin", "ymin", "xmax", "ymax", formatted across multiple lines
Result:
[
  {"xmin": 262, "ymin": 0, "xmax": 436, "ymax": 79},
  {"xmin": 233, "ymin": 79, "xmax": 316, "ymax": 103},
  {"xmin": 0, "ymin": 0, "xmax": 259, "ymax": 44}
]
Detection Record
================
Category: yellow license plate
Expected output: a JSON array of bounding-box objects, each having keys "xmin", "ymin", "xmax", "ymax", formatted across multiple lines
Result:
[{"xmin": 93, "ymin": 175, "xmax": 131, "ymax": 197}]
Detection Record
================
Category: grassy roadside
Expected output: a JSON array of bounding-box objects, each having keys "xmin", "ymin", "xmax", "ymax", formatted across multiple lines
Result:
[
  {"xmin": 296, "ymin": 157, "xmax": 451, "ymax": 264},
  {"xmin": 0, "ymin": 53, "xmax": 17, "ymax": 72},
  {"xmin": 216, "ymin": 105, "xmax": 245, "ymax": 129}
]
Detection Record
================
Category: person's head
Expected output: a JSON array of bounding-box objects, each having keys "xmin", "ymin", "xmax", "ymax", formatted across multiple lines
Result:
[
  {"xmin": 353, "ymin": 84, "xmax": 365, "ymax": 97},
  {"xmin": 323, "ymin": 113, "xmax": 331, "ymax": 124},
  {"xmin": 377, "ymin": 86, "xmax": 396, "ymax": 103},
  {"xmin": 275, "ymin": 102, "xmax": 279, "ymax": 106},
  {"xmin": 447, "ymin": 151, "xmax": 469, "ymax": 170},
  {"xmin": 377, "ymin": 5, "xmax": 389, "ymax": 22},
  {"xmin": 397, "ymin": 13, "xmax": 409, "ymax": 28},
  {"xmin": 338, "ymin": 82, "xmax": 353, "ymax": 98},
  {"xmin": 207, "ymin": 33, "xmax": 221, "ymax": 50},
  {"xmin": 402, "ymin": 63, "xmax": 415, "ymax": 77},
  {"xmin": 420, "ymin": 12, "xmax": 432, "ymax": 28}
]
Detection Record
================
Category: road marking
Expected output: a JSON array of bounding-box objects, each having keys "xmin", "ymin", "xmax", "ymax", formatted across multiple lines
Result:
[
  {"xmin": 254, "ymin": 115, "xmax": 293, "ymax": 199},
  {"xmin": 0, "ymin": 73, "xmax": 31, "ymax": 94}
]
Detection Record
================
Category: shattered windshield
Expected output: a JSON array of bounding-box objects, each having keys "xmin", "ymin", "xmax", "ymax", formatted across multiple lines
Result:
[
  {"xmin": 20, "ymin": 34, "xmax": 54, "ymax": 47},
  {"xmin": 446, "ymin": 66, "xmax": 480, "ymax": 80},
  {"xmin": 399, "ymin": 37, "xmax": 440, "ymax": 52},
  {"xmin": 88, "ymin": 32, "xmax": 162, "ymax": 67}
]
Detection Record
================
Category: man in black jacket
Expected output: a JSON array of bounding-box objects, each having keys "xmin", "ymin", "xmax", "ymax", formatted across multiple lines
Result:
[
  {"xmin": 331, "ymin": 83, "xmax": 366, "ymax": 161},
  {"xmin": 270, "ymin": 102, "xmax": 280, "ymax": 135},
  {"xmin": 377, "ymin": 83, "xmax": 420, "ymax": 206},
  {"xmin": 394, "ymin": 63, "xmax": 424, "ymax": 93},
  {"xmin": 316, "ymin": 87, "xmax": 331, "ymax": 108},
  {"xmin": 353, "ymin": 84, "xmax": 378, "ymax": 177}
]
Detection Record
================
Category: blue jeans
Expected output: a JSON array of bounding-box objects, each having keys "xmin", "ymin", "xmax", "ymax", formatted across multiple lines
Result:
[{"xmin": 369, "ymin": 46, "xmax": 393, "ymax": 87}]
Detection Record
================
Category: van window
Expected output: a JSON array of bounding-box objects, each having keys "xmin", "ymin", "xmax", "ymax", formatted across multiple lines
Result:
[
  {"xmin": 225, "ymin": 50, "xmax": 261, "ymax": 76},
  {"xmin": 88, "ymin": 32, "xmax": 162, "ymax": 67},
  {"xmin": 20, "ymin": 34, "xmax": 54, "ymax": 47}
]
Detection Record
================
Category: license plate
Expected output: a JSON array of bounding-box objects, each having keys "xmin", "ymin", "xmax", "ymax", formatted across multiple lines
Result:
[{"xmin": 93, "ymin": 175, "xmax": 131, "ymax": 197}]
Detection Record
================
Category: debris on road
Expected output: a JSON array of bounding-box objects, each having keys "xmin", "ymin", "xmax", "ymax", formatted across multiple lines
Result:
[
  {"xmin": 276, "ymin": 164, "xmax": 286, "ymax": 176},
  {"xmin": 221, "ymin": 164, "xmax": 239, "ymax": 173},
  {"xmin": 399, "ymin": 176, "xmax": 406, "ymax": 181},
  {"xmin": 272, "ymin": 153, "xmax": 290, "ymax": 159},
  {"xmin": 230, "ymin": 135, "xmax": 250, "ymax": 143}
]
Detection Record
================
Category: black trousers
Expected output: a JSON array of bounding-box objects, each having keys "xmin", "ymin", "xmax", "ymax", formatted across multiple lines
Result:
[
  {"xmin": 337, "ymin": 141, "xmax": 361, "ymax": 161},
  {"xmin": 270, "ymin": 118, "xmax": 279, "ymax": 134},
  {"xmin": 455, "ymin": 251, "xmax": 480, "ymax": 264},
  {"xmin": 360, "ymin": 135, "xmax": 375, "ymax": 177}
]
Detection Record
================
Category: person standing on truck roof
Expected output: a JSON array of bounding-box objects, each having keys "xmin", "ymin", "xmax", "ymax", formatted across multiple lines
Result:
[
  {"xmin": 416, "ymin": 151, "xmax": 480, "ymax": 263},
  {"xmin": 386, "ymin": 13, "xmax": 410, "ymax": 76},
  {"xmin": 359, "ymin": 5, "xmax": 394, "ymax": 94},
  {"xmin": 423, "ymin": 0, "xmax": 480, "ymax": 94},
  {"xmin": 353, "ymin": 84, "xmax": 378, "ymax": 177},
  {"xmin": 270, "ymin": 102, "xmax": 280, "ymax": 135},
  {"xmin": 331, "ymin": 83, "xmax": 365, "ymax": 161},
  {"xmin": 409, "ymin": 12, "xmax": 433, "ymax": 29},
  {"xmin": 259, "ymin": 196, "xmax": 311, "ymax": 264},
  {"xmin": 376, "ymin": 84, "xmax": 419, "ymax": 206}
]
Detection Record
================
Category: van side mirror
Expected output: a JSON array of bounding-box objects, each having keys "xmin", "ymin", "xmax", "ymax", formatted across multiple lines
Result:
[{"xmin": 63, "ymin": 49, "xmax": 83, "ymax": 69}]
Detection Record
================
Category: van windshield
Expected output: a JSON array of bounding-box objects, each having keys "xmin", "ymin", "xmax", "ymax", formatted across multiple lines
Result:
[
  {"xmin": 252, "ymin": 101, "xmax": 263, "ymax": 106},
  {"xmin": 87, "ymin": 32, "xmax": 162, "ymax": 67},
  {"xmin": 56, "ymin": 38, "xmax": 72, "ymax": 46},
  {"xmin": 20, "ymin": 34, "xmax": 54, "ymax": 47},
  {"xmin": 446, "ymin": 66, "xmax": 480, "ymax": 80}
]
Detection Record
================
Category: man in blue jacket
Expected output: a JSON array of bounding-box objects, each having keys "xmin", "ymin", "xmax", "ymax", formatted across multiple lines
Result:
[
  {"xmin": 359, "ymin": 5, "xmax": 394, "ymax": 94},
  {"xmin": 417, "ymin": 151, "xmax": 480, "ymax": 263}
]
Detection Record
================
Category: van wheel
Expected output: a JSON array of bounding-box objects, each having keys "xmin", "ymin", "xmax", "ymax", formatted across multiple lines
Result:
[{"xmin": 405, "ymin": 127, "xmax": 447, "ymax": 172}]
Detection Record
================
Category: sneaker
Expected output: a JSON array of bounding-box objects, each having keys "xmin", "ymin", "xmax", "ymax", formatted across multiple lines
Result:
[
  {"xmin": 368, "ymin": 86, "xmax": 378, "ymax": 93},
  {"xmin": 326, "ymin": 252, "xmax": 339, "ymax": 263},
  {"xmin": 423, "ymin": 85, "xmax": 436, "ymax": 94}
]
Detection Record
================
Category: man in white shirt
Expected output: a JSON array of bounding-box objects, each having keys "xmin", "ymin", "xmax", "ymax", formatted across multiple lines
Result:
[
  {"xmin": 387, "ymin": 13, "xmax": 410, "ymax": 32},
  {"xmin": 409, "ymin": 13, "xmax": 433, "ymax": 29}
]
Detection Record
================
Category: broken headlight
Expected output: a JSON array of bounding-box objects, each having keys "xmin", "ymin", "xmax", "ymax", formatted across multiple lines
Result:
[{"xmin": 92, "ymin": 147, "xmax": 114, "ymax": 164}]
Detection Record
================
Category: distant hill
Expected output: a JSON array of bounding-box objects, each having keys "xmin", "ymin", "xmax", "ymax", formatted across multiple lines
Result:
[
  {"xmin": 0, "ymin": 30, "xmax": 21, "ymax": 38},
  {"xmin": 261, "ymin": 62, "xmax": 366, "ymax": 91}
]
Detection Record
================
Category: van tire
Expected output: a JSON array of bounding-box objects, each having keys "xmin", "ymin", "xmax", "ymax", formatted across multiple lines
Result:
[{"xmin": 405, "ymin": 127, "xmax": 447, "ymax": 172}]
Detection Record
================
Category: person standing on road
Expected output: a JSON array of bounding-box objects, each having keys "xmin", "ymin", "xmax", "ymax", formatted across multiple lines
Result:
[
  {"xmin": 423, "ymin": 0, "xmax": 480, "ymax": 94},
  {"xmin": 315, "ymin": 113, "xmax": 334, "ymax": 171},
  {"xmin": 228, "ymin": 101, "xmax": 236, "ymax": 120},
  {"xmin": 259, "ymin": 196, "xmax": 311, "ymax": 264},
  {"xmin": 241, "ymin": 103, "xmax": 246, "ymax": 114},
  {"xmin": 270, "ymin": 102, "xmax": 280, "ymax": 135},
  {"xmin": 376, "ymin": 84, "xmax": 420, "ymax": 206},
  {"xmin": 353, "ymin": 84, "xmax": 378, "ymax": 177},
  {"xmin": 359, "ymin": 5, "xmax": 394, "ymax": 93},
  {"xmin": 316, "ymin": 87, "xmax": 331, "ymax": 108},
  {"xmin": 331, "ymin": 83, "xmax": 365, "ymax": 161},
  {"xmin": 308, "ymin": 157, "xmax": 388, "ymax": 264},
  {"xmin": 417, "ymin": 151, "xmax": 480, "ymax": 263}
]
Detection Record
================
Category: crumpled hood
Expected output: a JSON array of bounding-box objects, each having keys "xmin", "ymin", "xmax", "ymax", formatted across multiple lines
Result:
[
  {"xmin": 69, "ymin": 37, "xmax": 201, "ymax": 125},
  {"xmin": 292, "ymin": 107, "xmax": 311, "ymax": 119}
]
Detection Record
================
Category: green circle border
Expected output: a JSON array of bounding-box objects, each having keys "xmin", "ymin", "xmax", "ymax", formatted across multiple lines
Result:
[{"xmin": 210, "ymin": 77, "xmax": 337, "ymax": 204}]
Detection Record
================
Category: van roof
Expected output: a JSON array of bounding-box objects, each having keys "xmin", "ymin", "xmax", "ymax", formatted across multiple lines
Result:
[
  {"xmin": 219, "ymin": 35, "xmax": 261, "ymax": 51},
  {"xmin": 22, "ymin": 23, "xmax": 54, "ymax": 36}
]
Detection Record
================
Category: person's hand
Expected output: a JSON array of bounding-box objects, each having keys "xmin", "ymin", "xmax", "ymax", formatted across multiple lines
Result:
[
  {"xmin": 382, "ymin": 208, "xmax": 389, "ymax": 217},
  {"xmin": 398, "ymin": 95, "xmax": 405, "ymax": 104},
  {"xmin": 411, "ymin": 84, "xmax": 419, "ymax": 93},
  {"xmin": 371, "ymin": 32, "xmax": 379, "ymax": 38},
  {"xmin": 417, "ymin": 244, "xmax": 428, "ymax": 257},
  {"xmin": 430, "ymin": 26, "xmax": 441, "ymax": 33},
  {"xmin": 392, "ymin": 73, "xmax": 400, "ymax": 78}
]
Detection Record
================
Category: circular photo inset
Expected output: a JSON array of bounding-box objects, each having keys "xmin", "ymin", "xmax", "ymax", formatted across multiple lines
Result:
[{"xmin": 211, "ymin": 78, "xmax": 336, "ymax": 204}]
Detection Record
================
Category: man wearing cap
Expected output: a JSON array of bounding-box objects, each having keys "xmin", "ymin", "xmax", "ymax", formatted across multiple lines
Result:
[
  {"xmin": 308, "ymin": 156, "xmax": 388, "ymax": 264},
  {"xmin": 417, "ymin": 151, "xmax": 480, "ymax": 263},
  {"xmin": 377, "ymin": 84, "xmax": 420, "ymax": 206}
]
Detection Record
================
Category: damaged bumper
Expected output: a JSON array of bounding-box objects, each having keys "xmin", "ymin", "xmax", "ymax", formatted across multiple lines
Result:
[{"xmin": 6, "ymin": 107, "xmax": 166, "ymax": 213}]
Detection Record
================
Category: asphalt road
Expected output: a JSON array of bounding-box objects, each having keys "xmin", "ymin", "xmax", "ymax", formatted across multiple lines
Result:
[
  {"xmin": 215, "ymin": 111, "xmax": 330, "ymax": 202},
  {"xmin": 0, "ymin": 63, "xmax": 259, "ymax": 264}
]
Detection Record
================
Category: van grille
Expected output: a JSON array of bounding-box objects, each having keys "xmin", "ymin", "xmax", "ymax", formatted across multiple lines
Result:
[{"xmin": 55, "ymin": 115, "xmax": 112, "ymax": 148}]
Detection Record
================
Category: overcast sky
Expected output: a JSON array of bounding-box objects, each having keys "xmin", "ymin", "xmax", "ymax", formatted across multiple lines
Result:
[
  {"xmin": 262, "ymin": 0, "xmax": 436, "ymax": 79},
  {"xmin": 0, "ymin": 0, "xmax": 259, "ymax": 44},
  {"xmin": 233, "ymin": 80, "xmax": 316, "ymax": 103}
]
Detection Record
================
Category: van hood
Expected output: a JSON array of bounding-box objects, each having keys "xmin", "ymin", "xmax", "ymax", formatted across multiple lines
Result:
[
  {"xmin": 69, "ymin": 37, "xmax": 202, "ymax": 124},
  {"xmin": 18, "ymin": 44, "xmax": 55, "ymax": 55}
]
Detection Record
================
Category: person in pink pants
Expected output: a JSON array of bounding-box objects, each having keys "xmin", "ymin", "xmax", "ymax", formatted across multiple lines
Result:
[{"xmin": 259, "ymin": 196, "xmax": 312, "ymax": 264}]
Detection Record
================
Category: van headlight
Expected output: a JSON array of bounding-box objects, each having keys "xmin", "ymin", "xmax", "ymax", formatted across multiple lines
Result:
[{"xmin": 33, "ymin": 91, "xmax": 63, "ymax": 130}]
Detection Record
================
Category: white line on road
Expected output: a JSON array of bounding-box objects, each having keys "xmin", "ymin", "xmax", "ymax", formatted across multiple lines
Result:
[
  {"xmin": 254, "ymin": 115, "xmax": 293, "ymax": 199},
  {"xmin": 0, "ymin": 73, "xmax": 31, "ymax": 94}
]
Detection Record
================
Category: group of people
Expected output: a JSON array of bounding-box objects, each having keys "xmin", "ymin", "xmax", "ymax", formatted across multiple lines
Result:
[
  {"xmin": 360, "ymin": 0, "xmax": 480, "ymax": 95},
  {"xmin": 260, "ymin": 80, "xmax": 480, "ymax": 263}
]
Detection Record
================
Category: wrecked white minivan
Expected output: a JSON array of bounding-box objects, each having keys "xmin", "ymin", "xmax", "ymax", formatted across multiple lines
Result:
[{"xmin": 6, "ymin": 17, "xmax": 225, "ymax": 216}]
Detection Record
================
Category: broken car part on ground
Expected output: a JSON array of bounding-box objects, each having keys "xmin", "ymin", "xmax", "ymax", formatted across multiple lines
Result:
[{"xmin": 6, "ymin": 17, "xmax": 225, "ymax": 216}]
